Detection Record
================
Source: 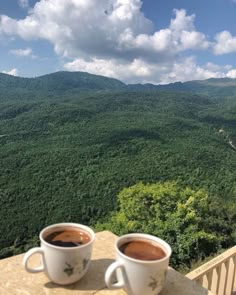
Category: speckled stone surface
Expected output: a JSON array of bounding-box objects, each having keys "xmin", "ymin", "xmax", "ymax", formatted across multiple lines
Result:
[{"xmin": 0, "ymin": 231, "xmax": 212, "ymax": 294}]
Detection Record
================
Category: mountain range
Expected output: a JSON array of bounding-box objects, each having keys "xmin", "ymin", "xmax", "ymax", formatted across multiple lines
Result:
[{"xmin": 1, "ymin": 71, "xmax": 236, "ymax": 97}]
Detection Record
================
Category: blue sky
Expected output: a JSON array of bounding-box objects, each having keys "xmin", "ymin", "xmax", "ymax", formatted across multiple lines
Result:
[{"xmin": 0, "ymin": 0, "xmax": 236, "ymax": 84}]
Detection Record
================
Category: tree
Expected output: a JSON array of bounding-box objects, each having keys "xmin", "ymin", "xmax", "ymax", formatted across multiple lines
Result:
[{"xmin": 97, "ymin": 181, "xmax": 221, "ymax": 269}]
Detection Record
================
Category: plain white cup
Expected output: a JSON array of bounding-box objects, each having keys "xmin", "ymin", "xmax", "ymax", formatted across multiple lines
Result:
[
  {"xmin": 105, "ymin": 233, "xmax": 171, "ymax": 295},
  {"xmin": 23, "ymin": 223, "xmax": 95, "ymax": 285}
]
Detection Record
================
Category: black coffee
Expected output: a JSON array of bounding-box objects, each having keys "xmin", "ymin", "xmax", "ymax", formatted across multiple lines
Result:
[
  {"xmin": 45, "ymin": 227, "xmax": 91, "ymax": 247},
  {"xmin": 119, "ymin": 239, "xmax": 166, "ymax": 261}
]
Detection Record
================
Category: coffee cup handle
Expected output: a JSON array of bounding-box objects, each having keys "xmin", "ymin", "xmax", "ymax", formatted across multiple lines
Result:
[
  {"xmin": 23, "ymin": 247, "xmax": 45, "ymax": 273},
  {"xmin": 105, "ymin": 261, "xmax": 125, "ymax": 289}
]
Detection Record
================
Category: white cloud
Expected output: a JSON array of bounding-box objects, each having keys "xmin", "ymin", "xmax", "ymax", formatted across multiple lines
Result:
[
  {"xmin": 64, "ymin": 56, "xmax": 236, "ymax": 85},
  {"xmin": 159, "ymin": 57, "xmax": 226, "ymax": 84},
  {"xmin": 9, "ymin": 47, "xmax": 36, "ymax": 58},
  {"xmin": 65, "ymin": 58, "xmax": 119, "ymax": 78},
  {"xmin": 18, "ymin": 0, "xmax": 29, "ymax": 9},
  {"xmin": 213, "ymin": 31, "xmax": 236, "ymax": 55},
  {"xmin": 2, "ymin": 68, "xmax": 19, "ymax": 76},
  {"xmin": 0, "ymin": 1, "xmax": 209, "ymax": 60},
  {"xmin": 116, "ymin": 9, "xmax": 210, "ymax": 60},
  {"xmin": 180, "ymin": 31, "xmax": 209, "ymax": 50},
  {"xmin": 64, "ymin": 57, "xmax": 154, "ymax": 82},
  {"xmin": 170, "ymin": 9, "xmax": 195, "ymax": 32},
  {"xmin": 226, "ymin": 69, "xmax": 236, "ymax": 78},
  {"xmin": 0, "ymin": 0, "xmax": 234, "ymax": 83}
]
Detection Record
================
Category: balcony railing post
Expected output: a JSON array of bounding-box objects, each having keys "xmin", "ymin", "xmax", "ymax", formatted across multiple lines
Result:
[
  {"xmin": 206, "ymin": 270, "xmax": 213, "ymax": 291},
  {"xmin": 215, "ymin": 265, "xmax": 221, "ymax": 294},
  {"xmin": 230, "ymin": 256, "xmax": 236, "ymax": 294},
  {"xmin": 186, "ymin": 246, "xmax": 236, "ymax": 295},
  {"xmin": 223, "ymin": 260, "xmax": 229, "ymax": 295}
]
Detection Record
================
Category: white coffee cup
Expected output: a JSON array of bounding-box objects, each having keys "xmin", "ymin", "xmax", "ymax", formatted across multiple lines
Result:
[
  {"xmin": 23, "ymin": 223, "xmax": 95, "ymax": 285},
  {"xmin": 105, "ymin": 233, "xmax": 171, "ymax": 295}
]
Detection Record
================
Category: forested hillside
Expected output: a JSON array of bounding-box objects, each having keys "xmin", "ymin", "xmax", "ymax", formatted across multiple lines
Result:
[
  {"xmin": 0, "ymin": 72, "xmax": 235, "ymax": 269},
  {"xmin": 129, "ymin": 78, "xmax": 236, "ymax": 97},
  {"xmin": 2, "ymin": 71, "xmax": 236, "ymax": 97}
]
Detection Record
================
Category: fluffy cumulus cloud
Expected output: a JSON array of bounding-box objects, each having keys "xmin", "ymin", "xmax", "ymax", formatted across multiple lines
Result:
[
  {"xmin": 159, "ymin": 58, "xmax": 233, "ymax": 84},
  {"xmin": 0, "ymin": 0, "xmax": 236, "ymax": 83},
  {"xmin": 2, "ymin": 68, "xmax": 19, "ymax": 76},
  {"xmin": 64, "ymin": 56, "xmax": 236, "ymax": 84},
  {"xmin": 64, "ymin": 57, "xmax": 154, "ymax": 83},
  {"xmin": 226, "ymin": 69, "xmax": 236, "ymax": 78},
  {"xmin": 213, "ymin": 31, "xmax": 236, "ymax": 55}
]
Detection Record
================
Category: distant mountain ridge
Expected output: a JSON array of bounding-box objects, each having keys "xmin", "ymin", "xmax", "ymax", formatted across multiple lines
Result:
[
  {"xmin": 128, "ymin": 77, "xmax": 236, "ymax": 96},
  {"xmin": 1, "ymin": 71, "xmax": 236, "ymax": 97},
  {"xmin": 0, "ymin": 71, "xmax": 126, "ymax": 92}
]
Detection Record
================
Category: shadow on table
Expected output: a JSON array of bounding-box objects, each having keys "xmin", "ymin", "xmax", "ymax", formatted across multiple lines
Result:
[
  {"xmin": 159, "ymin": 268, "xmax": 210, "ymax": 295},
  {"xmin": 44, "ymin": 258, "xmax": 115, "ymax": 291}
]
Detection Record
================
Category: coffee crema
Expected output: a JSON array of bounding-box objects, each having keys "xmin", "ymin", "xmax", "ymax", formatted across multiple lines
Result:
[
  {"xmin": 119, "ymin": 239, "xmax": 166, "ymax": 261},
  {"xmin": 44, "ymin": 227, "xmax": 91, "ymax": 247}
]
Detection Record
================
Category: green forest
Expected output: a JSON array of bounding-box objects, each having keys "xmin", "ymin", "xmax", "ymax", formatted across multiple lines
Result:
[{"xmin": 0, "ymin": 71, "xmax": 236, "ymax": 270}]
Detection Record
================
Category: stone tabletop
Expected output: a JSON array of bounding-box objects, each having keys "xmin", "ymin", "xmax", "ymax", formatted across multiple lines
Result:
[{"xmin": 0, "ymin": 231, "xmax": 213, "ymax": 294}]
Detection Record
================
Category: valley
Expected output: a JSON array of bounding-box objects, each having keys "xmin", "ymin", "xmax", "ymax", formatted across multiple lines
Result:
[{"xmin": 0, "ymin": 71, "xmax": 235, "ymax": 268}]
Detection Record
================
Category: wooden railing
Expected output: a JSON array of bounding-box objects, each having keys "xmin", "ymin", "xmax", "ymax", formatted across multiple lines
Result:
[{"xmin": 186, "ymin": 246, "xmax": 236, "ymax": 295}]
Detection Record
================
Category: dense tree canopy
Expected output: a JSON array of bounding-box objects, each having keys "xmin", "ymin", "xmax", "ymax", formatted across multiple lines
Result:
[
  {"xmin": 97, "ymin": 182, "xmax": 235, "ymax": 269},
  {"xmin": 0, "ymin": 72, "xmax": 236, "ymax": 266}
]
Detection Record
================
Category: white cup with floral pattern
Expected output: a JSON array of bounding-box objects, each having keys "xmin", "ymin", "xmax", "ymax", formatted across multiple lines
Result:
[
  {"xmin": 105, "ymin": 233, "xmax": 171, "ymax": 295},
  {"xmin": 23, "ymin": 223, "xmax": 95, "ymax": 285}
]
